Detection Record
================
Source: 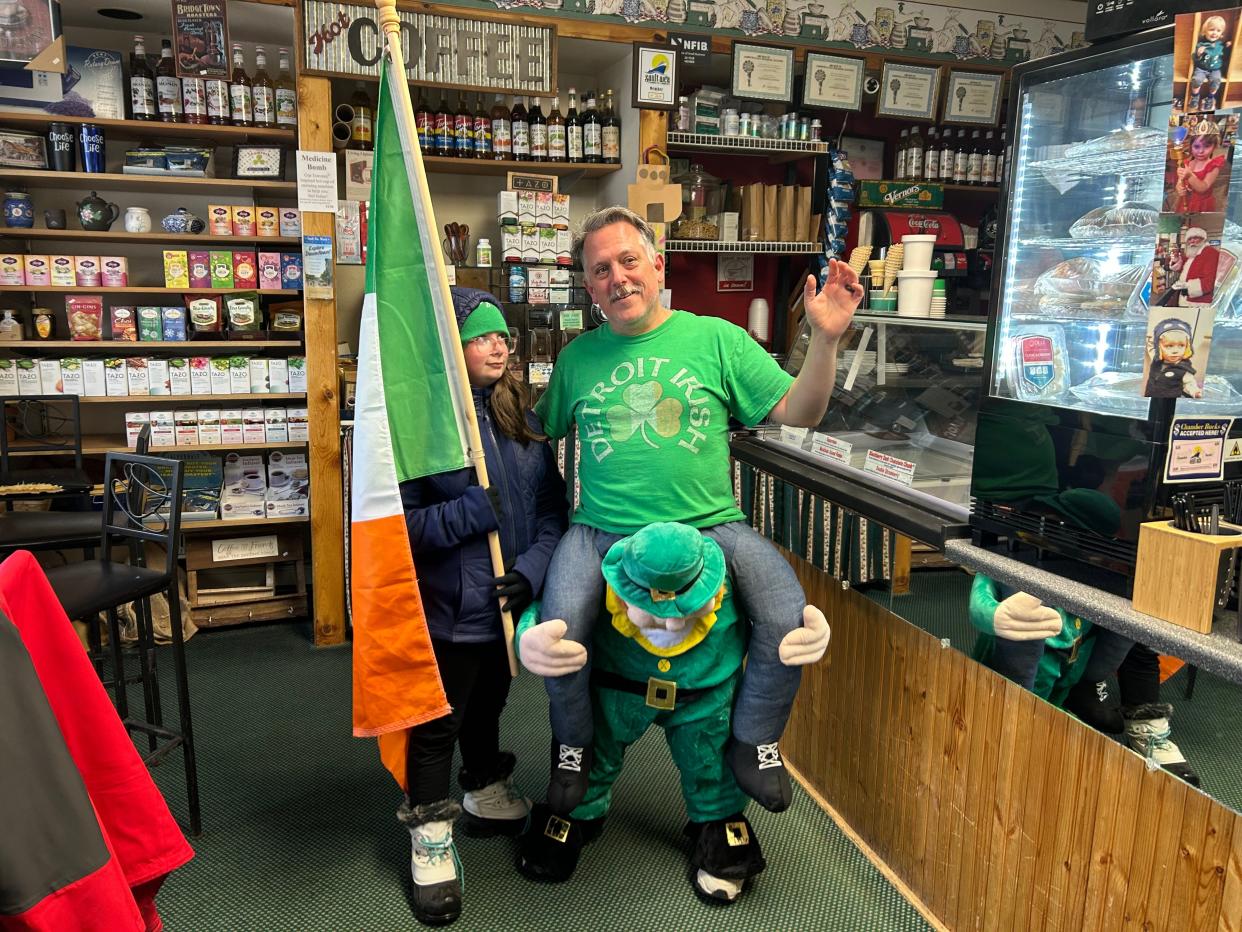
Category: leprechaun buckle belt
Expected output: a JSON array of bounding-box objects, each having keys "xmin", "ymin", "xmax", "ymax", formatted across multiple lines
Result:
[{"xmin": 590, "ymin": 669, "xmax": 710, "ymax": 710}]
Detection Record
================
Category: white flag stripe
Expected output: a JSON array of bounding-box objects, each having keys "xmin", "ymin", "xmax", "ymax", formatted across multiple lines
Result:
[{"xmin": 351, "ymin": 292, "xmax": 404, "ymax": 523}]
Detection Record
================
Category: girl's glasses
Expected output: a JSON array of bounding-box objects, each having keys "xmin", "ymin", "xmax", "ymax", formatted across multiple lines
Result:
[{"xmin": 467, "ymin": 332, "xmax": 508, "ymax": 349}]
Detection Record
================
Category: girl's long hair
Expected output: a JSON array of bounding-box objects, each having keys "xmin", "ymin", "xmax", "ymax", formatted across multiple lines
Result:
[{"xmin": 488, "ymin": 365, "xmax": 545, "ymax": 444}]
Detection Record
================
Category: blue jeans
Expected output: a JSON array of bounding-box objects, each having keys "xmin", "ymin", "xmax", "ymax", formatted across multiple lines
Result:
[
  {"xmin": 540, "ymin": 520, "xmax": 806, "ymax": 747},
  {"xmin": 987, "ymin": 628, "xmax": 1135, "ymax": 692}
]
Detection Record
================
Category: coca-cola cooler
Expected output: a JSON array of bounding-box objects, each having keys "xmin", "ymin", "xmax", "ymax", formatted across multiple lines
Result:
[{"xmin": 856, "ymin": 209, "xmax": 992, "ymax": 315}]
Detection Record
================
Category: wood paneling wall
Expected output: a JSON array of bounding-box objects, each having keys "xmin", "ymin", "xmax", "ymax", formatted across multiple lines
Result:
[{"xmin": 780, "ymin": 547, "xmax": 1242, "ymax": 931}]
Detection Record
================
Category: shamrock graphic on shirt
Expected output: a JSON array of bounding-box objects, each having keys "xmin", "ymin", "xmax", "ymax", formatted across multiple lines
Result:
[{"xmin": 606, "ymin": 381, "xmax": 683, "ymax": 448}]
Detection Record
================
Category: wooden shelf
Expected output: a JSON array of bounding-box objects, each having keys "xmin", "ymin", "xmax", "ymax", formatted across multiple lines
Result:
[
  {"xmin": 79, "ymin": 393, "xmax": 306, "ymax": 403},
  {"xmin": 7, "ymin": 436, "xmax": 308, "ymax": 456},
  {"xmin": 420, "ymin": 156, "xmax": 619, "ymax": 178},
  {"xmin": 181, "ymin": 516, "xmax": 309, "ymax": 533},
  {"xmin": 0, "ymin": 111, "xmax": 296, "ymax": 145},
  {"xmin": 941, "ymin": 184, "xmax": 1000, "ymax": 193},
  {"xmin": 0, "ymin": 170, "xmax": 296, "ymax": 195},
  {"xmin": 664, "ymin": 240, "xmax": 821, "ymax": 254},
  {"xmin": 0, "ymin": 285, "xmax": 300, "ymax": 295},
  {"xmin": 0, "ymin": 340, "xmax": 303, "ymax": 352},
  {"xmin": 5, "ymin": 229, "xmax": 300, "ymax": 247}
]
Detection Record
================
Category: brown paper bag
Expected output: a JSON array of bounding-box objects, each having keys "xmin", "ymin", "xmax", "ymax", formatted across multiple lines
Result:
[
  {"xmin": 741, "ymin": 185, "xmax": 764, "ymax": 242},
  {"xmin": 796, "ymin": 186, "xmax": 814, "ymax": 243},
  {"xmin": 777, "ymin": 185, "xmax": 797, "ymax": 243},
  {"xmin": 762, "ymin": 185, "xmax": 778, "ymax": 241},
  {"xmin": 808, "ymin": 213, "xmax": 822, "ymax": 247}
]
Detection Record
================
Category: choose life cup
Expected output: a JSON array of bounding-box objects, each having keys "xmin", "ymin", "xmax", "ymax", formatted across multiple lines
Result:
[{"xmin": 900, "ymin": 234, "xmax": 937, "ymax": 271}]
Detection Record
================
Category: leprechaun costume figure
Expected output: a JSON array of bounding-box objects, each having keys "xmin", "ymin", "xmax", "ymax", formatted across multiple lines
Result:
[{"xmin": 514, "ymin": 522, "xmax": 829, "ymax": 903}]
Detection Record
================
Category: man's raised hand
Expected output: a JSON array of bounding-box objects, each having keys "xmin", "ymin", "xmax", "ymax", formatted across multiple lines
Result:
[{"xmin": 803, "ymin": 259, "xmax": 862, "ymax": 343}]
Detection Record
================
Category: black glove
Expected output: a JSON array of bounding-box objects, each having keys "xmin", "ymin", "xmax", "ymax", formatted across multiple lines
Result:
[
  {"xmin": 484, "ymin": 484, "xmax": 503, "ymax": 527},
  {"xmin": 492, "ymin": 569, "xmax": 533, "ymax": 616}
]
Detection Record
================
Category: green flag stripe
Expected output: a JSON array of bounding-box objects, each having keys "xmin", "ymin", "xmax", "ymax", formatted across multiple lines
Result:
[{"xmin": 368, "ymin": 58, "xmax": 470, "ymax": 483}]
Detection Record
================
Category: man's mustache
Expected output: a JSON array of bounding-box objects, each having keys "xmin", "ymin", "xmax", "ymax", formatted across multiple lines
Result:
[{"xmin": 610, "ymin": 285, "xmax": 641, "ymax": 302}]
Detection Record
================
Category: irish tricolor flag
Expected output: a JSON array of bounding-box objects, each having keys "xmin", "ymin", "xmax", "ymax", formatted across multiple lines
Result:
[{"xmin": 351, "ymin": 55, "xmax": 471, "ymax": 786}]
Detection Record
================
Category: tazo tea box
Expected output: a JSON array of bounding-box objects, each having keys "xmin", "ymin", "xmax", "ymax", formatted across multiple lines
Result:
[
  {"xmin": 38, "ymin": 359, "xmax": 62, "ymax": 393},
  {"xmin": 174, "ymin": 410, "xmax": 198, "ymax": 446},
  {"xmin": 242, "ymin": 407, "xmax": 266, "ymax": 444},
  {"xmin": 535, "ymin": 191, "xmax": 553, "ymax": 226},
  {"xmin": 539, "ymin": 227, "xmax": 556, "ymax": 264},
  {"xmin": 232, "ymin": 250, "xmax": 257, "ymax": 288},
  {"xmin": 256, "ymin": 206, "xmax": 279, "ymax": 237},
  {"xmin": 197, "ymin": 408, "xmax": 221, "ymax": 445},
  {"xmin": 497, "ymin": 190, "xmax": 518, "ymax": 225},
  {"xmin": 162, "ymin": 250, "xmax": 189, "ymax": 289},
  {"xmin": 556, "ymin": 228, "xmax": 572, "ymax": 266},
  {"xmin": 149, "ymin": 410, "xmax": 175, "ymax": 447},
  {"xmin": 553, "ymin": 193, "xmax": 570, "ymax": 228},
  {"xmin": 189, "ymin": 356, "xmax": 211, "ymax": 395},
  {"xmin": 125, "ymin": 411, "xmax": 150, "ymax": 448},
  {"xmin": 278, "ymin": 207, "xmax": 301, "ymax": 237},
  {"xmin": 15, "ymin": 358, "xmax": 41, "ymax": 395},
  {"xmin": 231, "ymin": 205, "xmax": 256, "ymax": 236},
  {"xmin": 517, "ymin": 191, "xmax": 536, "ymax": 225},
  {"xmin": 100, "ymin": 256, "xmax": 128, "ymax": 287},
  {"xmin": 286, "ymin": 406, "xmax": 309, "ymax": 442},
  {"xmin": 0, "ymin": 358, "xmax": 15, "ymax": 394},
  {"xmin": 228, "ymin": 355, "xmax": 251, "ymax": 394},
  {"xmin": 257, "ymin": 252, "xmax": 282, "ymax": 291},
  {"xmin": 75, "ymin": 255, "xmax": 102, "ymax": 287},
  {"xmin": 0, "ymin": 254, "xmax": 24, "ymax": 285},
  {"xmin": 219, "ymin": 408, "xmax": 244, "ymax": 445},
  {"xmin": 82, "ymin": 358, "xmax": 105, "ymax": 397},
  {"xmin": 248, "ymin": 358, "xmax": 269, "ymax": 393},
  {"xmin": 287, "ymin": 356, "xmax": 306, "ymax": 393},
  {"xmin": 209, "ymin": 251, "xmax": 234, "ymax": 289},
  {"xmin": 49, "ymin": 255, "xmax": 75, "ymax": 287},
  {"xmin": 137, "ymin": 306, "xmax": 162, "ymax": 342},
  {"xmin": 500, "ymin": 226, "xmax": 522, "ymax": 263},
  {"xmin": 188, "ymin": 251, "xmax": 211, "ymax": 289},
  {"xmin": 207, "ymin": 205, "xmax": 232, "ymax": 235},
  {"xmin": 23, "ymin": 255, "xmax": 50, "ymax": 286},
  {"xmin": 264, "ymin": 407, "xmax": 288, "ymax": 443},
  {"xmin": 125, "ymin": 357, "xmax": 150, "ymax": 395},
  {"xmin": 521, "ymin": 225, "xmax": 539, "ymax": 263},
  {"xmin": 168, "ymin": 357, "xmax": 191, "ymax": 395},
  {"xmin": 209, "ymin": 357, "xmax": 232, "ymax": 395},
  {"xmin": 104, "ymin": 358, "xmax": 129, "ymax": 396},
  {"xmin": 268, "ymin": 358, "xmax": 289, "ymax": 392},
  {"xmin": 146, "ymin": 357, "xmax": 170, "ymax": 395},
  {"xmin": 59, "ymin": 358, "xmax": 84, "ymax": 396}
]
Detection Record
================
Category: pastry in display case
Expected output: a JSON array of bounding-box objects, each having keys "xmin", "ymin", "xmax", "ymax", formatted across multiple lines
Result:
[{"xmin": 971, "ymin": 26, "xmax": 1242, "ymax": 583}]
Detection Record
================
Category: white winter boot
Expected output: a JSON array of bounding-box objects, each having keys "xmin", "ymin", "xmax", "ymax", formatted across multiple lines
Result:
[
  {"xmin": 398, "ymin": 799, "xmax": 462, "ymax": 926},
  {"xmin": 459, "ymin": 751, "xmax": 530, "ymax": 837},
  {"xmin": 1123, "ymin": 703, "xmax": 1201, "ymax": 787}
]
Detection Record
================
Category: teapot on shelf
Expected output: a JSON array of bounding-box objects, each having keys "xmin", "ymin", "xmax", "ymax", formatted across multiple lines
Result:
[
  {"xmin": 161, "ymin": 207, "xmax": 205, "ymax": 234},
  {"xmin": 77, "ymin": 192, "xmax": 120, "ymax": 231}
]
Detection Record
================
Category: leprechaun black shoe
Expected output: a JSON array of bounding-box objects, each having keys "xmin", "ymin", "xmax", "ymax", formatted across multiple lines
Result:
[
  {"xmin": 725, "ymin": 737, "xmax": 792, "ymax": 812},
  {"xmin": 516, "ymin": 803, "xmax": 604, "ymax": 883},
  {"xmin": 547, "ymin": 738, "xmax": 592, "ymax": 816},
  {"xmin": 685, "ymin": 813, "xmax": 767, "ymax": 905}
]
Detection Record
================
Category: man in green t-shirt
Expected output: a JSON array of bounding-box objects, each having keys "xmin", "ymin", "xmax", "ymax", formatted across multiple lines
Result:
[{"xmin": 521, "ymin": 206, "xmax": 861, "ymax": 817}]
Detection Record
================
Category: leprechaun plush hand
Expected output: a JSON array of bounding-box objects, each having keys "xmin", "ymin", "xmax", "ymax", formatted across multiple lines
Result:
[
  {"xmin": 519, "ymin": 619, "xmax": 588, "ymax": 677},
  {"xmin": 777, "ymin": 606, "xmax": 830, "ymax": 665},
  {"xmin": 993, "ymin": 591, "xmax": 1062, "ymax": 641}
]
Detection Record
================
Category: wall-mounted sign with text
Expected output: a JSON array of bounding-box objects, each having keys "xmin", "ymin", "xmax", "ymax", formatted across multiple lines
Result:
[{"xmin": 300, "ymin": 0, "xmax": 555, "ymax": 94}]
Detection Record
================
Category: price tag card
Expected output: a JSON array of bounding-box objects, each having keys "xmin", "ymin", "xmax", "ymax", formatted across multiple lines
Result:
[
  {"xmin": 779, "ymin": 425, "xmax": 808, "ymax": 447},
  {"xmin": 863, "ymin": 449, "xmax": 916, "ymax": 487},
  {"xmin": 810, "ymin": 431, "xmax": 852, "ymax": 465}
]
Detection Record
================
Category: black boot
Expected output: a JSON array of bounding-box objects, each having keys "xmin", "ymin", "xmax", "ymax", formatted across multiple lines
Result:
[
  {"xmin": 725, "ymin": 738, "xmax": 792, "ymax": 812},
  {"xmin": 516, "ymin": 802, "xmax": 605, "ymax": 883},
  {"xmin": 458, "ymin": 752, "xmax": 531, "ymax": 838},
  {"xmin": 547, "ymin": 738, "xmax": 592, "ymax": 817},
  {"xmin": 684, "ymin": 813, "xmax": 767, "ymax": 905},
  {"xmin": 1063, "ymin": 678, "xmax": 1124, "ymax": 734},
  {"xmin": 397, "ymin": 799, "xmax": 462, "ymax": 926}
]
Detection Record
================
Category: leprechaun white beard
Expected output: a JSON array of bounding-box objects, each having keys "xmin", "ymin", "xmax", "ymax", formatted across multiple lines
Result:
[{"xmin": 625, "ymin": 601, "xmax": 716, "ymax": 649}]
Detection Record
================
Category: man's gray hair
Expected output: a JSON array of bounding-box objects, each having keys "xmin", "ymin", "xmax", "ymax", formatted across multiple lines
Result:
[{"xmin": 572, "ymin": 206, "xmax": 658, "ymax": 270}]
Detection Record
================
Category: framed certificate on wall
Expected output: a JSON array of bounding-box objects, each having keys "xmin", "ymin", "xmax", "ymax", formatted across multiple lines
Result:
[
  {"xmin": 731, "ymin": 42, "xmax": 794, "ymax": 103},
  {"xmin": 943, "ymin": 71, "xmax": 1004, "ymax": 125},
  {"xmin": 802, "ymin": 53, "xmax": 864, "ymax": 112},
  {"xmin": 876, "ymin": 62, "xmax": 940, "ymax": 121}
]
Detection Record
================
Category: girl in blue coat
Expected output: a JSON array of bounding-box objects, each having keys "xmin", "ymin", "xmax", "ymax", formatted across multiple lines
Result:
[{"xmin": 398, "ymin": 288, "xmax": 567, "ymax": 926}]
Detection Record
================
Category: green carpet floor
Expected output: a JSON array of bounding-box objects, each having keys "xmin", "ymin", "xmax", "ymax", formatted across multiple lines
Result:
[
  {"xmin": 146, "ymin": 623, "xmax": 929, "ymax": 931},
  {"xmin": 868, "ymin": 569, "xmax": 1242, "ymax": 814}
]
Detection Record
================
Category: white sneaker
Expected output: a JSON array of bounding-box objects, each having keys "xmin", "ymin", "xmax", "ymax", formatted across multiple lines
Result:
[{"xmin": 463, "ymin": 778, "xmax": 530, "ymax": 837}]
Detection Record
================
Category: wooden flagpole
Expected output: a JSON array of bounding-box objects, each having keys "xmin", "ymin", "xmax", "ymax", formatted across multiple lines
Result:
[{"xmin": 375, "ymin": 0, "xmax": 519, "ymax": 676}]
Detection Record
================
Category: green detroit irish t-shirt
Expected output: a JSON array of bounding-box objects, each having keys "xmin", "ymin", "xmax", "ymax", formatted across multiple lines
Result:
[{"xmin": 536, "ymin": 310, "xmax": 793, "ymax": 533}]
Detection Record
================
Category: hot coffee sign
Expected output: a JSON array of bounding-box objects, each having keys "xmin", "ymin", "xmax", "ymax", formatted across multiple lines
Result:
[{"xmin": 300, "ymin": 0, "xmax": 555, "ymax": 94}]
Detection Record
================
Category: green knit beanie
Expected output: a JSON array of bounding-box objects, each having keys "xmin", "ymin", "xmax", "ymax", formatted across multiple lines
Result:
[{"xmin": 459, "ymin": 302, "xmax": 509, "ymax": 343}]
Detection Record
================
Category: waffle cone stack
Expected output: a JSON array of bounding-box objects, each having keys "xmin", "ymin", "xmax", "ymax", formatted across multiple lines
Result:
[
  {"xmin": 882, "ymin": 244, "xmax": 904, "ymax": 296},
  {"xmin": 846, "ymin": 245, "xmax": 872, "ymax": 278}
]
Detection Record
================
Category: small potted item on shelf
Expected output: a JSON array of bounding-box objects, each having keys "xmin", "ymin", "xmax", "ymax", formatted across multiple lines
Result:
[
  {"xmin": 3, "ymin": 191, "xmax": 34, "ymax": 228},
  {"xmin": 162, "ymin": 207, "xmax": 206, "ymax": 234},
  {"xmin": 76, "ymin": 193, "xmax": 120, "ymax": 231},
  {"xmin": 124, "ymin": 206, "xmax": 152, "ymax": 233}
]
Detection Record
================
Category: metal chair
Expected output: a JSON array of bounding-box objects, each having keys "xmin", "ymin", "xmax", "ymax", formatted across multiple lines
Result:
[{"xmin": 43, "ymin": 451, "xmax": 201, "ymax": 835}]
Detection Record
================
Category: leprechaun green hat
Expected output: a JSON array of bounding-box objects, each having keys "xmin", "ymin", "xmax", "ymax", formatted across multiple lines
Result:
[{"xmin": 601, "ymin": 522, "xmax": 726, "ymax": 619}]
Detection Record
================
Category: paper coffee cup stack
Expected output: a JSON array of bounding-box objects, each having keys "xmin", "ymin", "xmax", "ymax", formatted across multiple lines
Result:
[{"xmin": 896, "ymin": 234, "xmax": 937, "ymax": 318}]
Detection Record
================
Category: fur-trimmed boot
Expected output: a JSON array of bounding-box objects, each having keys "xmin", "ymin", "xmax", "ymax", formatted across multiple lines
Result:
[
  {"xmin": 725, "ymin": 738, "xmax": 792, "ymax": 813},
  {"xmin": 459, "ymin": 752, "xmax": 530, "ymax": 838},
  {"xmin": 685, "ymin": 813, "xmax": 767, "ymax": 905},
  {"xmin": 1063, "ymin": 678, "xmax": 1124, "ymax": 734},
  {"xmin": 1124, "ymin": 703, "xmax": 1201, "ymax": 787},
  {"xmin": 516, "ymin": 802, "xmax": 605, "ymax": 883},
  {"xmin": 397, "ymin": 799, "xmax": 463, "ymax": 926}
]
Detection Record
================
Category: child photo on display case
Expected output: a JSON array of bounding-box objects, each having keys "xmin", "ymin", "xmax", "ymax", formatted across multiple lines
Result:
[
  {"xmin": 1174, "ymin": 8, "xmax": 1238, "ymax": 113},
  {"xmin": 1191, "ymin": 14, "xmax": 1232, "ymax": 112},
  {"xmin": 1144, "ymin": 317, "xmax": 1204, "ymax": 398},
  {"xmin": 1166, "ymin": 112, "xmax": 1238, "ymax": 213}
]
